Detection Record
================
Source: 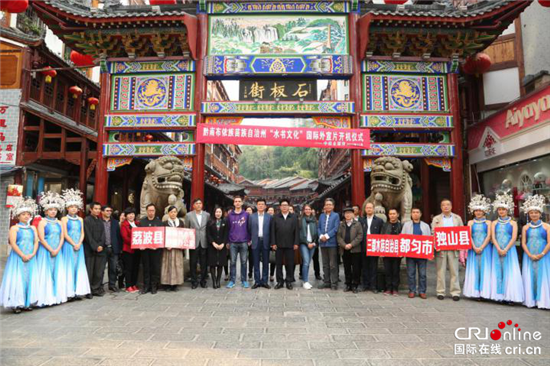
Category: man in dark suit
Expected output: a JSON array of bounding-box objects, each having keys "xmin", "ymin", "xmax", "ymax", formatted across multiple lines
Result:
[
  {"xmin": 101, "ymin": 205, "xmax": 123, "ymax": 293},
  {"xmin": 271, "ymin": 198, "xmax": 300, "ymax": 290},
  {"xmin": 360, "ymin": 201, "xmax": 384, "ymax": 292},
  {"xmin": 248, "ymin": 198, "xmax": 272, "ymax": 289},
  {"xmin": 184, "ymin": 198, "xmax": 211, "ymax": 289},
  {"xmin": 84, "ymin": 202, "xmax": 106, "ymax": 297}
]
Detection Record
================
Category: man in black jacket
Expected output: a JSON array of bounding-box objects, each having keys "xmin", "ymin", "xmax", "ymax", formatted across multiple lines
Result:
[
  {"xmin": 271, "ymin": 198, "xmax": 300, "ymax": 290},
  {"xmin": 360, "ymin": 201, "xmax": 384, "ymax": 292},
  {"xmin": 84, "ymin": 202, "xmax": 106, "ymax": 297},
  {"xmin": 139, "ymin": 204, "xmax": 164, "ymax": 294},
  {"xmin": 101, "ymin": 205, "xmax": 123, "ymax": 293}
]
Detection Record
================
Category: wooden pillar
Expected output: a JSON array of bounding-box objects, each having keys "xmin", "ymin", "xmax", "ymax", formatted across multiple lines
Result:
[
  {"xmin": 421, "ymin": 160, "xmax": 431, "ymax": 220},
  {"xmin": 349, "ymin": 12, "xmax": 365, "ymax": 206},
  {"xmin": 191, "ymin": 13, "xmax": 207, "ymax": 202},
  {"xmin": 93, "ymin": 71, "xmax": 110, "ymax": 204},
  {"xmin": 448, "ymin": 73, "xmax": 465, "ymax": 220},
  {"xmin": 79, "ymin": 138, "xmax": 88, "ymax": 215}
]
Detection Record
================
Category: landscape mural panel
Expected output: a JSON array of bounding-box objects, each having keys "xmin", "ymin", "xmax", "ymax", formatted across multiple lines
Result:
[{"xmin": 208, "ymin": 15, "xmax": 349, "ymax": 55}]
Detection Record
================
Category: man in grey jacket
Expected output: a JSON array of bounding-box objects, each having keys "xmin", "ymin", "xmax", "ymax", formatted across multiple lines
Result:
[
  {"xmin": 184, "ymin": 198, "xmax": 211, "ymax": 289},
  {"xmin": 401, "ymin": 207, "xmax": 431, "ymax": 299},
  {"xmin": 431, "ymin": 199, "xmax": 464, "ymax": 301}
]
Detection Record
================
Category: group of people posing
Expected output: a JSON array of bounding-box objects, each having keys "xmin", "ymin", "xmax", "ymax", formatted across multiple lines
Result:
[
  {"xmin": 1, "ymin": 189, "xmax": 549, "ymax": 313},
  {"xmin": 463, "ymin": 193, "xmax": 550, "ymax": 309}
]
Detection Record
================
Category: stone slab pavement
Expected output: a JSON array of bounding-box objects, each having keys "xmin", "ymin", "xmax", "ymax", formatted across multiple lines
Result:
[{"xmin": 1, "ymin": 260, "xmax": 549, "ymax": 366}]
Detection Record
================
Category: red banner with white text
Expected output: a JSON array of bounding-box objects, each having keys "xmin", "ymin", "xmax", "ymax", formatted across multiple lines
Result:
[
  {"xmin": 366, "ymin": 234, "xmax": 435, "ymax": 259},
  {"xmin": 131, "ymin": 227, "xmax": 165, "ymax": 249},
  {"xmin": 196, "ymin": 124, "xmax": 370, "ymax": 149},
  {"xmin": 434, "ymin": 226, "xmax": 472, "ymax": 251}
]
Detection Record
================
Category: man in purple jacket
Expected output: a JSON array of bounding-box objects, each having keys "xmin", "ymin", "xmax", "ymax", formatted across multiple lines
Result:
[{"xmin": 226, "ymin": 196, "xmax": 251, "ymax": 289}]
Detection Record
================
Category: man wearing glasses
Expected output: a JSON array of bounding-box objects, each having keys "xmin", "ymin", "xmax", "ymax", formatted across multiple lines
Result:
[{"xmin": 101, "ymin": 205, "xmax": 122, "ymax": 293}]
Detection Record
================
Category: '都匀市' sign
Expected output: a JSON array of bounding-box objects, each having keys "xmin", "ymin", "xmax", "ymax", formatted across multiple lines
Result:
[{"xmin": 197, "ymin": 124, "xmax": 369, "ymax": 149}]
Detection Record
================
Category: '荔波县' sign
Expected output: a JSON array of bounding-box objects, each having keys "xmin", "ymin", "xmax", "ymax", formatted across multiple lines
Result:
[
  {"xmin": 131, "ymin": 227, "xmax": 196, "ymax": 250},
  {"xmin": 366, "ymin": 226, "xmax": 472, "ymax": 259},
  {"xmin": 197, "ymin": 124, "xmax": 370, "ymax": 149}
]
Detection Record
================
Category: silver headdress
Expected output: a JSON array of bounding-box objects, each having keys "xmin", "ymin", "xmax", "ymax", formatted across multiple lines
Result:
[
  {"xmin": 493, "ymin": 193, "xmax": 515, "ymax": 211},
  {"xmin": 39, "ymin": 191, "xmax": 65, "ymax": 212},
  {"xmin": 62, "ymin": 188, "xmax": 84, "ymax": 210},
  {"xmin": 468, "ymin": 194, "xmax": 491, "ymax": 214},
  {"xmin": 11, "ymin": 197, "xmax": 38, "ymax": 219},
  {"xmin": 522, "ymin": 194, "xmax": 546, "ymax": 213}
]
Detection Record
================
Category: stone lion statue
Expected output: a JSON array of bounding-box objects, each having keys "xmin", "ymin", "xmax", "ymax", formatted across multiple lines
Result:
[
  {"xmin": 140, "ymin": 156, "xmax": 187, "ymax": 219},
  {"xmin": 364, "ymin": 157, "xmax": 413, "ymax": 222}
]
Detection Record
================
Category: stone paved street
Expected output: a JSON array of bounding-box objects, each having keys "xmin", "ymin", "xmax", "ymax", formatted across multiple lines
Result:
[{"xmin": 1, "ymin": 261, "xmax": 549, "ymax": 366}]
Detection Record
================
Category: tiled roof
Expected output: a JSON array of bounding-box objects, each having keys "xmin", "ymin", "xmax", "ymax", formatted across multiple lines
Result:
[
  {"xmin": 36, "ymin": 0, "xmax": 196, "ymax": 20},
  {"xmin": 0, "ymin": 26, "xmax": 42, "ymax": 45},
  {"xmin": 290, "ymin": 179, "xmax": 316, "ymax": 191},
  {"xmin": 362, "ymin": 0, "xmax": 518, "ymax": 19}
]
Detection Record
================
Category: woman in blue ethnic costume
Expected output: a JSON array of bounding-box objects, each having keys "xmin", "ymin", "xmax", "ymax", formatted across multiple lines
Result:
[
  {"xmin": 463, "ymin": 194, "xmax": 492, "ymax": 300},
  {"xmin": 37, "ymin": 191, "xmax": 68, "ymax": 305},
  {"xmin": 521, "ymin": 195, "xmax": 550, "ymax": 309},
  {"xmin": 0, "ymin": 198, "xmax": 40, "ymax": 313},
  {"xmin": 61, "ymin": 188, "xmax": 91, "ymax": 299},
  {"xmin": 489, "ymin": 193, "xmax": 523, "ymax": 303}
]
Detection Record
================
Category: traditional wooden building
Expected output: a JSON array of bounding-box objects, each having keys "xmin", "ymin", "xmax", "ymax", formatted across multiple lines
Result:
[{"xmin": 29, "ymin": 0, "xmax": 532, "ymax": 220}]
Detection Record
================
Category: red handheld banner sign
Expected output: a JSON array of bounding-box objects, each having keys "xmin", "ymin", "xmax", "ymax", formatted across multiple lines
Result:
[
  {"xmin": 366, "ymin": 234, "xmax": 434, "ymax": 260},
  {"xmin": 197, "ymin": 124, "xmax": 370, "ymax": 150},
  {"xmin": 434, "ymin": 226, "xmax": 472, "ymax": 251},
  {"xmin": 165, "ymin": 227, "xmax": 196, "ymax": 250},
  {"xmin": 131, "ymin": 227, "xmax": 165, "ymax": 249}
]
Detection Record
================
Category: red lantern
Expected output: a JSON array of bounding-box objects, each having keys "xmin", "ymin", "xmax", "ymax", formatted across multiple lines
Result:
[
  {"xmin": 41, "ymin": 66, "xmax": 57, "ymax": 84},
  {"xmin": 149, "ymin": 0, "xmax": 177, "ymax": 5},
  {"xmin": 70, "ymin": 51, "xmax": 95, "ymax": 67},
  {"xmin": 69, "ymin": 86, "xmax": 83, "ymax": 99},
  {"xmin": 87, "ymin": 97, "xmax": 99, "ymax": 110},
  {"xmin": 539, "ymin": 1, "xmax": 550, "ymax": 8},
  {"xmin": 384, "ymin": 0, "xmax": 407, "ymax": 4},
  {"xmin": 144, "ymin": 134, "xmax": 154, "ymax": 142},
  {"xmin": 462, "ymin": 53, "xmax": 492, "ymax": 76},
  {"xmin": 0, "ymin": 0, "xmax": 29, "ymax": 13}
]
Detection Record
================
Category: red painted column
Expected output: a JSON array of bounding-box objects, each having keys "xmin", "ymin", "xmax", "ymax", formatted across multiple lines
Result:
[
  {"xmin": 349, "ymin": 12, "xmax": 366, "ymax": 206},
  {"xmin": 191, "ymin": 13, "xmax": 207, "ymax": 202},
  {"xmin": 448, "ymin": 73, "xmax": 465, "ymax": 220},
  {"xmin": 93, "ymin": 71, "xmax": 110, "ymax": 205}
]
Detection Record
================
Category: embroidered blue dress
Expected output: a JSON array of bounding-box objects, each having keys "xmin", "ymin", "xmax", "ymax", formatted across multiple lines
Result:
[
  {"xmin": 522, "ymin": 222, "xmax": 550, "ymax": 309},
  {"xmin": 46, "ymin": 219, "xmax": 69, "ymax": 304},
  {"xmin": 0, "ymin": 224, "xmax": 40, "ymax": 309},
  {"xmin": 463, "ymin": 220, "xmax": 492, "ymax": 299},
  {"xmin": 65, "ymin": 216, "xmax": 90, "ymax": 296},
  {"xmin": 489, "ymin": 218, "xmax": 524, "ymax": 302}
]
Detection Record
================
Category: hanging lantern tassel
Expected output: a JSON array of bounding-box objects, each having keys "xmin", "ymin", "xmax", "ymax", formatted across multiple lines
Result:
[
  {"xmin": 41, "ymin": 66, "xmax": 57, "ymax": 84},
  {"xmin": 69, "ymin": 85, "xmax": 83, "ymax": 99},
  {"xmin": 87, "ymin": 97, "xmax": 99, "ymax": 110}
]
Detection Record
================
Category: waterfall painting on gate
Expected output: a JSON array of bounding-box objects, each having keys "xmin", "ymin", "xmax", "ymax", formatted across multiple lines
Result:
[{"xmin": 208, "ymin": 15, "xmax": 348, "ymax": 55}]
